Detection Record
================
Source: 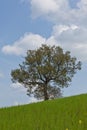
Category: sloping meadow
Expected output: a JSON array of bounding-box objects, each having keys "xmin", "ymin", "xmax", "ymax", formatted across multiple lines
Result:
[{"xmin": 0, "ymin": 94, "xmax": 87, "ymax": 130}]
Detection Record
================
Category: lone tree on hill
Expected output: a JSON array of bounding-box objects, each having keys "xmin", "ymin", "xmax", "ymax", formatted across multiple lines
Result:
[{"xmin": 11, "ymin": 44, "xmax": 81, "ymax": 101}]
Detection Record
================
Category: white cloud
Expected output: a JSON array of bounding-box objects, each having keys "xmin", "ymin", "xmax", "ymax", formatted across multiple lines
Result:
[
  {"xmin": 2, "ymin": 32, "xmax": 60, "ymax": 56},
  {"xmin": 52, "ymin": 24, "xmax": 87, "ymax": 61},
  {"xmin": 30, "ymin": 0, "xmax": 87, "ymax": 27},
  {"xmin": 78, "ymin": 0, "xmax": 87, "ymax": 9},
  {"xmin": 2, "ymin": 24, "xmax": 87, "ymax": 61},
  {"xmin": 2, "ymin": 45, "xmax": 23, "ymax": 55},
  {"xmin": 2, "ymin": 33, "xmax": 46, "ymax": 56},
  {"xmin": 2, "ymin": 0, "xmax": 87, "ymax": 62},
  {"xmin": 31, "ymin": 0, "xmax": 58, "ymax": 18},
  {"xmin": 52, "ymin": 24, "xmax": 78, "ymax": 36},
  {"xmin": 53, "ymin": 25, "xmax": 87, "ymax": 43},
  {"xmin": 31, "ymin": 0, "xmax": 69, "ymax": 20}
]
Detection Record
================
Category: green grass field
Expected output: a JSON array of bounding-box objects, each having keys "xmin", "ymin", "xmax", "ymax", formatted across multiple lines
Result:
[{"xmin": 0, "ymin": 94, "xmax": 87, "ymax": 130}]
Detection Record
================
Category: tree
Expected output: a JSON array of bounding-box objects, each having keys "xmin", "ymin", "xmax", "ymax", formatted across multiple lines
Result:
[{"xmin": 11, "ymin": 44, "xmax": 81, "ymax": 101}]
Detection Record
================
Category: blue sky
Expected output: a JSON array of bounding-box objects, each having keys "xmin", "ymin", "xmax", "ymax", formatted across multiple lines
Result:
[{"xmin": 0, "ymin": 0, "xmax": 87, "ymax": 107}]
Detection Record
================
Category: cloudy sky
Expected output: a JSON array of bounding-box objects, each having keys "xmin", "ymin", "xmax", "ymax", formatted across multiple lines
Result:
[{"xmin": 0, "ymin": 0, "xmax": 87, "ymax": 107}]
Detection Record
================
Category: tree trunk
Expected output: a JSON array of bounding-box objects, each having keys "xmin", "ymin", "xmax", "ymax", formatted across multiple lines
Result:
[{"xmin": 44, "ymin": 84, "xmax": 49, "ymax": 101}]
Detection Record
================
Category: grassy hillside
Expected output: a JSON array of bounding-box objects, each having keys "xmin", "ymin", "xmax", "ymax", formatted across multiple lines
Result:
[{"xmin": 0, "ymin": 94, "xmax": 87, "ymax": 130}]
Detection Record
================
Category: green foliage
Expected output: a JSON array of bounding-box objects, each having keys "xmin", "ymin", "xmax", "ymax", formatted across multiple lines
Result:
[
  {"xmin": 11, "ymin": 44, "xmax": 81, "ymax": 100},
  {"xmin": 0, "ymin": 94, "xmax": 87, "ymax": 130}
]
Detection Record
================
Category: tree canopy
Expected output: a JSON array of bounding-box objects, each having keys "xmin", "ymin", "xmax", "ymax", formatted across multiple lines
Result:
[{"xmin": 11, "ymin": 44, "xmax": 81, "ymax": 100}]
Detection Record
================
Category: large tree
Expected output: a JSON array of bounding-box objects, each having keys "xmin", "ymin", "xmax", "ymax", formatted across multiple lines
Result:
[{"xmin": 11, "ymin": 44, "xmax": 81, "ymax": 100}]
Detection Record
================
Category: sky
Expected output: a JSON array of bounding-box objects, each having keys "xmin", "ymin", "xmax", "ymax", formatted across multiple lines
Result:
[{"xmin": 0, "ymin": 0, "xmax": 87, "ymax": 107}]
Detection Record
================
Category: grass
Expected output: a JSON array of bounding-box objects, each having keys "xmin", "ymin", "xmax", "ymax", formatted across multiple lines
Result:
[{"xmin": 0, "ymin": 94, "xmax": 87, "ymax": 130}]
